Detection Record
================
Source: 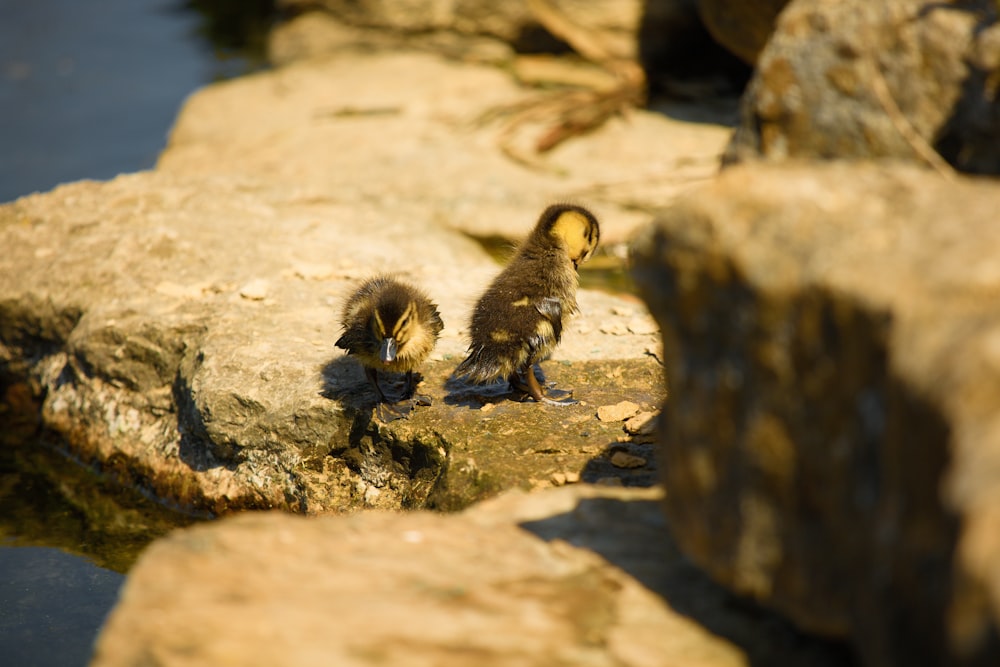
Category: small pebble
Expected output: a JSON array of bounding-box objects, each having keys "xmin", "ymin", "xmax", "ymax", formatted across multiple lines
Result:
[
  {"xmin": 627, "ymin": 317, "xmax": 659, "ymax": 335},
  {"xmin": 363, "ymin": 485, "xmax": 381, "ymax": 504},
  {"xmin": 610, "ymin": 451, "xmax": 647, "ymax": 469},
  {"xmin": 624, "ymin": 411, "xmax": 658, "ymax": 435},
  {"xmin": 551, "ymin": 472, "xmax": 567, "ymax": 486},
  {"xmin": 292, "ymin": 262, "xmax": 335, "ymax": 280},
  {"xmin": 479, "ymin": 402, "xmax": 496, "ymax": 413},
  {"xmin": 239, "ymin": 279, "xmax": 269, "ymax": 300},
  {"xmin": 597, "ymin": 400, "xmax": 640, "ymax": 422}
]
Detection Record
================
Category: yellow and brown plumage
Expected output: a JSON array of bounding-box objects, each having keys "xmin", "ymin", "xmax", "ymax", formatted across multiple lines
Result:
[
  {"xmin": 455, "ymin": 203, "xmax": 600, "ymax": 405},
  {"xmin": 336, "ymin": 275, "xmax": 443, "ymax": 416}
]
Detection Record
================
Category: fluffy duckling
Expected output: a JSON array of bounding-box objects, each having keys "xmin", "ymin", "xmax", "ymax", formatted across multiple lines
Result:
[
  {"xmin": 336, "ymin": 275, "xmax": 443, "ymax": 418},
  {"xmin": 455, "ymin": 203, "xmax": 600, "ymax": 405}
]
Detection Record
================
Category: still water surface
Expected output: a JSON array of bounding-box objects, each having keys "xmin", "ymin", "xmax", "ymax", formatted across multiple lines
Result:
[{"xmin": 0, "ymin": 1, "xmax": 264, "ymax": 663}]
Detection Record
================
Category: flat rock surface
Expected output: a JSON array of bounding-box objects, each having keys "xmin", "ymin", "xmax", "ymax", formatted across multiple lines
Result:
[
  {"xmin": 91, "ymin": 484, "xmax": 853, "ymax": 667},
  {"xmin": 157, "ymin": 51, "xmax": 731, "ymax": 245}
]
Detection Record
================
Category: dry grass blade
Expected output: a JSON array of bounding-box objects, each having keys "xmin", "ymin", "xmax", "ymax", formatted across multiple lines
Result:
[{"xmin": 486, "ymin": 0, "xmax": 647, "ymax": 165}]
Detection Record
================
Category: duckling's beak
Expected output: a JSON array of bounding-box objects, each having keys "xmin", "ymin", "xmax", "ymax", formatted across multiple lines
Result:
[{"xmin": 380, "ymin": 337, "xmax": 398, "ymax": 364}]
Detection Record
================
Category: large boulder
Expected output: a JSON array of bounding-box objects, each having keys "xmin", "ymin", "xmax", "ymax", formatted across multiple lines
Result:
[
  {"xmin": 725, "ymin": 0, "xmax": 1000, "ymax": 174},
  {"xmin": 630, "ymin": 161, "xmax": 1000, "ymax": 665},
  {"xmin": 91, "ymin": 484, "xmax": 852, "ymax": 666}
]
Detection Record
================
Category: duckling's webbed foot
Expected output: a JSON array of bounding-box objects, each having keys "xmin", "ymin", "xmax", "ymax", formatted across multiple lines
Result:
[
  {"xmin": 511, "ymin": 367, "xmax": 578, "ymax": 406},
  {"xmin": 374, "ymin": 400, "xmax": 412, "ymax": 423},
  {"xmin": 402, "ymin": 370, "xmax": 433, "ymax": 407},
  {"xmin": 539, "ymin": 389, "xmax": 578, "ymax": 406}
]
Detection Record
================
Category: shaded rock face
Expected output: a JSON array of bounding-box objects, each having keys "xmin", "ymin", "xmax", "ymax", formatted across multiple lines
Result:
[
  {"xmin": 725, "ymin": 0, "xmax": 1000, "ymax": 175},
  {"xmin": 91, "ymin": 485, "xmax": 855, "ymax": 666},
  {"xmin": 630, "ymin": 162, "xmax": 1000, "ymax": 666}
]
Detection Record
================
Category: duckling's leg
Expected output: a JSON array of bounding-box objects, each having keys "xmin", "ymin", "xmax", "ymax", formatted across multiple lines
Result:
[
  {"xmin": 515, "ymin": 365, "xmax": 578, "ymax": 406},
  {"xmin": 365, "ymin": 367, "xmax": 388, "ymax": 403},
  {"xmin": 405, "ymin": 370, "xmax": 433, "ymax": 407},
  {"xmin": 366, "ymin": 367, "xmax": 410, "ymax": 422}
]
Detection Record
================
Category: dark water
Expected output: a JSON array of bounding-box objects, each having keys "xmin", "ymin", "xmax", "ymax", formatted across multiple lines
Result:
[
  {"xmin": 0, "ymin": 1, "xmax": 268, "ymax": 664},
  {"xmin": 0, "ymin": 0, "xmax": 268, "ymax": 204}
]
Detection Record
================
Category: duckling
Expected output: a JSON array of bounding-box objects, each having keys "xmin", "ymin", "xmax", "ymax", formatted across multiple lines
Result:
[
  {"xmin": 335, "ymin": 275, "xmax": 444, "ymax": 419},
  {"xmin": 455, "ymin": 203, "xmax": 600, "ymax": 405}
]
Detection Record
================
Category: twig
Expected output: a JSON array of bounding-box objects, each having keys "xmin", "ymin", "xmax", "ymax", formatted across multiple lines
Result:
[{"xmin": 867, "ymin": 3, "xmax": 957, "ymax": 179}]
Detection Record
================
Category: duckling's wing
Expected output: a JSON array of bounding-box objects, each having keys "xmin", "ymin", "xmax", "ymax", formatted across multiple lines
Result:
[
  {"xmin": 428, "ymin": 305, "xmax": 445, "ymax": 338},
  {"xmin": 335, "ymin": 330, "xmax": 358, "ymax": 352},
  {"xmin": 533, "ymin": 297, "xmax": 564, "ymax": 341},
  {"xmin": 335, "ymin": 327, "xmax": 373, "ymax": 355}
]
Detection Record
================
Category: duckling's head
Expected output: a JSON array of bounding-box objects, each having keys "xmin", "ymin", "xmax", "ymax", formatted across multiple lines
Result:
[
  {"xmin": 533, "ymin": 204, "xmax": 600, "ymax": 269},
  {"xmin": 371, "ymin": 296, "xmax": 412, "ymax": 364},
  {"xmin": 367, "ymin": 282, "xmax": 441, "ymax": 367}
]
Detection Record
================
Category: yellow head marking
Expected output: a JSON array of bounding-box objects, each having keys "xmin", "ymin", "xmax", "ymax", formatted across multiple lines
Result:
[
  {"xmin": 549, "ymin": 209, "xmax": 598, "ymax": 265},
  {"xmin": 372, "ymin": 309, "xmax": 387, "ymax": 338},
  {"xmin": 393, "ymin": 302, "xmax": 416, "ymax": 339}
]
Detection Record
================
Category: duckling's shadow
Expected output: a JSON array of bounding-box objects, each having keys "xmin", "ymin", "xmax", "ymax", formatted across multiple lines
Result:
[
  {"xmin": 443, "ymin": 364, "xmax": 572, "ymax": 408},
  {"xmin": 320, "ymin": 355, "xmax": 425, "ymax": 410}
]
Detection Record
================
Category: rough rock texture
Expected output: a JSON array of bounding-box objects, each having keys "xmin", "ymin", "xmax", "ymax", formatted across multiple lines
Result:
[
  {"xmin": 91, "ymin": 484, "xmax": 854, "ymax": 666},
  {"xmin": 630, "ymin": 162, "xmax": 1000, "ymax": 666},
  {"xmin": 0, "ymin": 381, "xmax": 189, "ymax": 573},
  {"xmin": 697, "ymin": 0, "xmax": 790, "ymax": 64},
  {"xmin": 724, "ymin": 0, "xmax": 1000, "ymax": 175}
]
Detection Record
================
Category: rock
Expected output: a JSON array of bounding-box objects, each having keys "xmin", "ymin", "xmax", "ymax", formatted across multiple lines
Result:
[
  {"xmin": 597, "ymin": 400, "xmax": 641, "ymax": 422},
  {"xmin": 274, "ymin": 0, "xmax": 687, "ymax": 63},
  {"xmin": 724, "ymin": 0, "xmax": 1000, "ymax": 175},
  {"xmin": 610, "ymin": 450, "xmax": 647, "ymax": 469},
  {"xmin": 91, "ymin": 485, "xmax": 853, "ymax": 666},
  {"xmin": 270, "ymin": 1, "xmax": 750, "ymax": 118},
  {"xmin": 238, "ymin": 279, "xmax": 269, "ymax": 301},
  {"xmin": 630, "ymin": 162, "xmax": 1000, "ymax": 665},
  {"xmin": 624, "ymin": 410, "xmax": 659, "ymax": 444},
  {"xmin": 697, "ymin": 0, "xmax": 790, "ymax": 64},
  {"xmin": 268, "ymin": 7, "xmax": 516, "ymax": 67}
]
